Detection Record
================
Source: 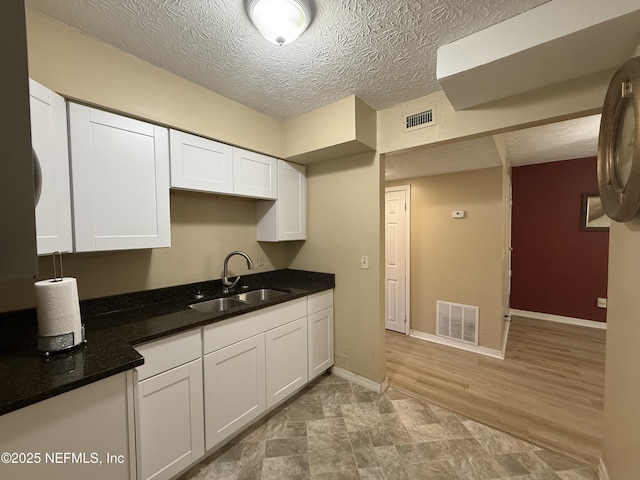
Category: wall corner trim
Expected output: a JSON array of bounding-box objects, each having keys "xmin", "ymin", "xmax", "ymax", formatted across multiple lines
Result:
[
  {"xmin": 501, "ymin": 319, "xmax": 511, "ymax": 357},
  {"xmin": 331, "ymin": 367, "xmax": 388, "ymax": 394},
  {"xmin": 598, "ymin": 458, "xmax": 610, "ymax": 480},
  {"xmin": 409, "ymin": 330, "xmax": 505, "ymax": 359},
  {"xmin": 509, "ymin": 309, "xmax": 607, "ymax": 330}
]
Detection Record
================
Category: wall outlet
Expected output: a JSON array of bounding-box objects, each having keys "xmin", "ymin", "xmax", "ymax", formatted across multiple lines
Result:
[
  {"xmin": 256, "ymin": 251, "xmax": 266, "ymax": 267},
  {"xmin": 597, "ymin": 297, "xmax": 607, "ymax": 308},
  {"xmin": 360, "ymin": 255, "xmax": 369, "ymax": 269},
  {"xmin": 452, "ymin": 210, "xmax": 465, "ymax": 219}
]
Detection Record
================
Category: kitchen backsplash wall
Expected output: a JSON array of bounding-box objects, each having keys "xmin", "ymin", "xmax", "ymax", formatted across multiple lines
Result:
[{"xmin": 0, "ymin": 191, "xmax": 289, "ymax": 312}]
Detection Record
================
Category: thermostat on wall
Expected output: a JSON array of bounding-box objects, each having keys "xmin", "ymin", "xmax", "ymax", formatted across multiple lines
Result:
[{"xmin": 452, "ymin": 210, "xmax": 466, "ymax": 219}]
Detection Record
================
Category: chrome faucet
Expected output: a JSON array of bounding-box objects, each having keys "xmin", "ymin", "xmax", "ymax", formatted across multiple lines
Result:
[{"xmin": 222, "ymin": 251, "xmax": 254, "ymax": 294}]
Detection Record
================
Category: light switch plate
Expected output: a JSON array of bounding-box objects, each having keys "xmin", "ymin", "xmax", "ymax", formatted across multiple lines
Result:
[
  {"xmin": 452, "ymin": 210, "xmax": 465, "ymax": 219},
  {"xmin": 360, "ymin": 255, "xmax": 369, "ymax": 269}
]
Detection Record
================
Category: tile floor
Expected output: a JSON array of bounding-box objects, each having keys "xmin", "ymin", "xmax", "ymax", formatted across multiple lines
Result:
[{"xmin": 179, "ymin": 374, "xmax": 597, "ymax": 480}]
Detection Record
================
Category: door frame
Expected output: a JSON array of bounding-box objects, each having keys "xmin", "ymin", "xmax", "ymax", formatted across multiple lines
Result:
[{"xmin": 385, "ymin": 185, "xmax": 411, "ymax": 335}]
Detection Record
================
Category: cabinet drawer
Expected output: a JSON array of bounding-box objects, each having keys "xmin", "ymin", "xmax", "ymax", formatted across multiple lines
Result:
[
  {"xmin": 135, "ymin": 329, "xmax": 202, "ymax": 381},
  {"xmin": 203, "ymin": 298, "xmax": 306, "ymax": 354},
  {"xmin": 308, "ymin": 290, "xmax": 333, "ymax": 315}
]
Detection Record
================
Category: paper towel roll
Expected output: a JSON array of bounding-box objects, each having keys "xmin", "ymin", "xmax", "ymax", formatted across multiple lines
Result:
[{"xmin": 34, "ymin": 277, "xmax": 82, "ymax": 346}]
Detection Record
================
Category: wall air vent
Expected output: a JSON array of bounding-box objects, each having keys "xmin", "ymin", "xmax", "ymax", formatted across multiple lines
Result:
[
  {"xmin": 404, "ymin": 106, "xmax": 436, "ymax": 132},
  {"xmin": 436, "ymin": 300, "xmax": 478, "ymax": 345}
]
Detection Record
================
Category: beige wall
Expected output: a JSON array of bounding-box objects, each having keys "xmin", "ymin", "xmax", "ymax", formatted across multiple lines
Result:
[
  {"xmin": 289, "ymin": 152, "xmax": 385, "ymax": 384},
  {"xmin": 26, "ymin": 10, "xmax": 282, "ymax": 157},
  {"xmin": 0, "ymin": 192, "xmax": 289, "ymax": 312},
  {"xmin": 388, "ymin": 167, "xmax": 505, "ymax": 351},
  {"xmin": 603, "ymin": 219, "xmax": 640, "ymax": 479}
]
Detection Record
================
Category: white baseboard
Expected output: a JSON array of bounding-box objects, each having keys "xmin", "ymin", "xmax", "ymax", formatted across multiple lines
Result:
[
  {"xmin": 331, "ymin": 367, "xmax": 388, "ymax": 393},
  {"xmin": 509, "ymin": 309, "xmax": 607, "ymax": 330},
  {"xmin": 598, "ymin": 458, "xmax": 609, "ymax": 480},
  {"xmin": 409, "ymin": 330, "xmax": 505, "ymax": 359}
]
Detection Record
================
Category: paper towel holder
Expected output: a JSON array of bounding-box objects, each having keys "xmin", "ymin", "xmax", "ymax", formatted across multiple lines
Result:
[
  {"xmin": 37, "ymin": 252, "xmax": 87, "ymax": 356},
  {"xmin": 38, "ymin": 326, "xmax": 86, "ymax": 356}
]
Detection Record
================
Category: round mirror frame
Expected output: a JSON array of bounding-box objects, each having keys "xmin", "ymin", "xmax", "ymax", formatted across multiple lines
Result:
[{"xmin": 598, "ymin": 57, "xmax": 640, "ymax": 222}]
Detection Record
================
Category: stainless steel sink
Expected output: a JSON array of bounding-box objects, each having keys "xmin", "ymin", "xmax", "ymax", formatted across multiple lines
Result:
[
  {"xmin": 190, "ymin": 297, "xmax": 248, "ymax": 313},
  {"xmin": 233, "ymin": 288, "xmax": 287, "ymax": 304}
]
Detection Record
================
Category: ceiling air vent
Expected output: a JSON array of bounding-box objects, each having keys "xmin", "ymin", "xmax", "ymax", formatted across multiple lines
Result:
[{"xmin": 404, "ymin": 106, "xmax": 436, "ymax": 132}]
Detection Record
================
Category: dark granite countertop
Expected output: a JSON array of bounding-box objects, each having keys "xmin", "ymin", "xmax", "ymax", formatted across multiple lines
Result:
[{"xmin": 0, "ymin": 269, "xmax": 334, "ymax": 416}]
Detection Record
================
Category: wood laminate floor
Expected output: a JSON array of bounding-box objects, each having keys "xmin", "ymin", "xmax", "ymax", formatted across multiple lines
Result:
[{"xmin": 385, "ymin": 316, "xmax": 606, "ymax": 466}]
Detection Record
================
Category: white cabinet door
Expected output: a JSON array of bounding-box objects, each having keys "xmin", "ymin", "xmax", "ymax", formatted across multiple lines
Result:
[
  {"xmin": 29, "ymin": 79, "xmax": 72, "ymax": 255},
  {"xmin": 169, "ymin": 129, "xmax": 233, "ymax": 194},
  {"xmin": 308, "ymin": 307, "xmax": 334, "ymax": 380},
  {"xmin": 138, "ymin": 359, "xmax": 204, "ymax": 480},
  {"xmin": 256, "ymin": 160, "xmax": 306, "ymax": 241},
  {"xmin": 265, "ymin": 317, "xmax": 308, "ymax": 409},
  {"xmin": 204, "ymin": 333, "xmax": 265, "ymax": 451},
  {"xmin": 68, "ymin": 103, "xmax": 170, "ymax": 252},
  {"xmin": 232, "ymin": 148, "xmax": 277, "ymax": 199}
]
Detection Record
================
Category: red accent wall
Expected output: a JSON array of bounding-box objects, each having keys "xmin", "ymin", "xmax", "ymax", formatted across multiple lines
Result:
[{"xmin": 511, "ymin": 157, "xmax": 608, "ymax": 322}]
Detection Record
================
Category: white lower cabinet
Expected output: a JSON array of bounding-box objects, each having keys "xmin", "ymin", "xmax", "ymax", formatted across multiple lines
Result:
[
  {"xmin": 307, "ymin": 290, "xmax": 335, "ymax": 380},
  {"xmin": 202, "ymin": 298, "xmax": 307, "ymax": 451},
  {"xmin": 204, "ymin": 333, "xmax": 266, "ymax": 450},
  {"xmin": 265, "ymin": 317, "xmax": 308, "ymax": 409},
  {"xmin": 134, "ymin": 329, "xmax": 204, "ymax": 480},
  {"xmin": 133, "ymin": 290, "xmax": 333, "ymax": 476},
  {"xmin": 0, "ymin": 373, "xmax": 135, "ymax": 480},
  {"xmin": 138, "ymin": 360, "xmax": 204, "ymax": 480}
]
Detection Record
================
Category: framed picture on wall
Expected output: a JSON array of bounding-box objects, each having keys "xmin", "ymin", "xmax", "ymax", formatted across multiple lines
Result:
[{"xmin": 581, "ymin": 194, "xmax": 610, "ymax": 231}]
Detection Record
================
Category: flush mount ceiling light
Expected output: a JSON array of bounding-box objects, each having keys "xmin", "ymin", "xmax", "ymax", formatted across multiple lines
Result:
[{"xmin": 246, "ymin": 0, "xmax": 313, "ymax": 45}]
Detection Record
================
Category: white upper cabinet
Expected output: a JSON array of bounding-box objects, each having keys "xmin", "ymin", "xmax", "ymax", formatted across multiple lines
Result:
[
  {"xmin": 232, "ymin": 148, "xmax": 277, "ymax": 200},
  {"xmin": 256, "ymin": 160, "xmax": 306, "ymax": 242},
  {"xmin": 168, "ymin": 129, "xmax": 277, "ymax": 200},
  {"xmin": 68, "ymin": 103, "xmax": 171, "ymax": 252},
  {"xmin": 29, "ymin": 79, "xmax": 73, "ymax": 255},
  {"xmin": 169, "ymin": 129, "xmax": 234, "ymax": 194}
]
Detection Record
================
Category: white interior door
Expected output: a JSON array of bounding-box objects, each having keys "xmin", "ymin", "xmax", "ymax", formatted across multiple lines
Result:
[{"xmin": 385, "ymin": 186, "xmax": 410, "ymax": 333}]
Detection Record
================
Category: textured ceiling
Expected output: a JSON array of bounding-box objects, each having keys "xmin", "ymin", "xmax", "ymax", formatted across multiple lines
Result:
[
  {"xmin": 26, "ymin": 0, "xmax": 549, "ymax": 120},
  {"xmin": 504, "ymin": 114, "xmax": 601, "ymax": 167},
  {"xmin": 384, "ymin": 115, "xmax": 601, "ymax": 180}
]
